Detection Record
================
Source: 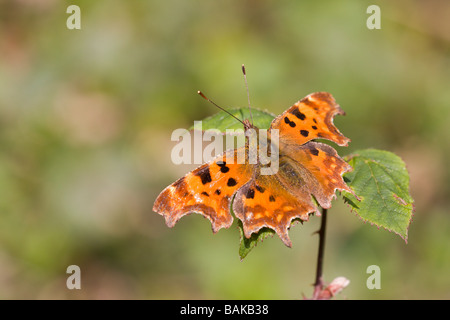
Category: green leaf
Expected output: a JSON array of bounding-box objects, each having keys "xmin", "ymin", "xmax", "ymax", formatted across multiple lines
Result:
[
  {"xmin": 342, "ymin": 149, "xmax": 414, "ymax": 242},
  {"xmin": 237, "ymin": 220, "xmax": 275, "ymax": 260},
  {"xmin": 190, "ymin": 108, "xmax": 275, "ymax": 131}
]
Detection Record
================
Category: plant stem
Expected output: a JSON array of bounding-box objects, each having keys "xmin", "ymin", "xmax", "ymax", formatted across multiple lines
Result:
[{"xmin": 312, "ymin": 208, "xmax": 327, "ymax": 299}]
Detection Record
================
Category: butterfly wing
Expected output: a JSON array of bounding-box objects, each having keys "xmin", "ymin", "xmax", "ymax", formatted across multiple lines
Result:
[
  {"xmin": 232, "ymin": 173, "xmax": 318, "ymax": 247},
  {"xmin": 232, "ymin": 92, "xmax": 353, "ymax": 246},
  {"xmin": 232, "ymin": 141, "xmax": 353, "ymax": 247},
  {"xmin": 153, "ymin": 147, "xmax": 253, "ymax": 233},
  {"xmin": 280, "ymin": 141, "xmax": 354, "ymax": 209},
  {"xmin": 271, "ymin": 91, "xmax": 353, "ymax": 208},
  {"xmin": 270, "ymin": 92, "xmax": 350, "ymax": 147}
]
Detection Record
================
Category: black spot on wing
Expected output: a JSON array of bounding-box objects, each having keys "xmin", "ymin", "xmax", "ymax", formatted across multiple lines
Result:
[
  {"xmin": 284, "ymin": 116, "xmax": 297, "ymax": 128},
  {"xmin": 290, "ymin": 108, "xmax": 306, "ymax": 120},
  {"xmin": 255, "ymin": 185, "xmax": 265, "ymax": 193},
  {"xmin": 246, "ymin": 188, "xmax": 255, "ymax": 199},
  {"xmin": 227, "ymin": 178, "xmax": 237, "ymax": 187},
  {"xmin": 195, "ymin": 167, "xmax": 212, "ymax": 185},
  {"xmin": 310, "ymin": 147, "xmax": 319, "ymax": 156},
  {"xmin": 217, "ymin": 161, "xmax": 230, "ymax": 173}
]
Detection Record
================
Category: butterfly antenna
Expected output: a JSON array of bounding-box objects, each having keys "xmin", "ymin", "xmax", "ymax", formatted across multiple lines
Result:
[
  {"xmin": 242, "ymin": 64, "xmax": 254, "ymax": 126},
  {"xmin": 197, "ymin": 91, "xmax": 245, "ymax": 126}
]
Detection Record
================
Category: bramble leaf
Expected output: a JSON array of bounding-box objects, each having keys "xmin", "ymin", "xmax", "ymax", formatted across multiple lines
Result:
[
  {"xmin": 191, "ymin": 108, "xmax": 275, "ymax": 132},
  {"xmin": 237, "ymin": 220, "xmax": 275, "ymax": 260},
  {"xmin": 342, "ymin": 149, "xmax": 414, "ymax": 242}
]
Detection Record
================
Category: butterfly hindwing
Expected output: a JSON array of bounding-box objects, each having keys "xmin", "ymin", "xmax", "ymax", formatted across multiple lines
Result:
[
  {"xmin": 278, "ymin": 141, "xmax": 354, "ymax": 210},
  {"xmin": 232, "ymin": 174, "xmax": 317, "ymax": 247}
]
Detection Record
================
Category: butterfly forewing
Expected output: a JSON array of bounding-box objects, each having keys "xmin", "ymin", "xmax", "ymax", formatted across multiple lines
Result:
[
  {"xmin": 271, "ymin": 92, "xmax": 350, "ymax": 147},
  {"xmin": 153, "ymin": 147, "xmax": 253, "ymax": 233}
]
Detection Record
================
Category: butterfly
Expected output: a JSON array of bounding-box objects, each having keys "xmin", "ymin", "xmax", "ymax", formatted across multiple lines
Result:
[{"xmin": 153, "ymin": 91, "xmax": 354, "ymax": 247}]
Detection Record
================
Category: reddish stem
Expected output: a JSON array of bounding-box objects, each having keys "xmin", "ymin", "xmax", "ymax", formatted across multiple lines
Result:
[{"xmin": 312, "ymin": 208, "xmax": 327, "ymax": 299}]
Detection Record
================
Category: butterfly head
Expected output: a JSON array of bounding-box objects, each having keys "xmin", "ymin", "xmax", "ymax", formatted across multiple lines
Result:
[{"xmin": 243, "ymin": 119, "xmax": 258, "ymax": 132}]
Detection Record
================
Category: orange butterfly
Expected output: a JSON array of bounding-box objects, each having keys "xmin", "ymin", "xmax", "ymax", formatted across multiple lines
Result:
[{"xmin": 153, "ymin": 88, "xmax": 353, "ymax": 247}]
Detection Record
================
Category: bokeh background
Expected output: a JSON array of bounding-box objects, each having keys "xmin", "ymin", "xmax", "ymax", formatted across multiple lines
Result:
[{"xmin": 0, "ymin": 0, "xmax": 449, "ymax": 299}]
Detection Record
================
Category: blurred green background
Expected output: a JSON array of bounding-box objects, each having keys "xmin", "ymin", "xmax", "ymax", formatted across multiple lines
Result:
[{"xmin": 0, "ymin": 0, "xmax": 449, "ymax": 299}]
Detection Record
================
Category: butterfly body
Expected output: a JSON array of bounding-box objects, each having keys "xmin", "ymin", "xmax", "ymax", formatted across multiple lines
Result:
[{"xmin": 153, "ymin": 92, "xmax": 354, "ymax": 247}]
